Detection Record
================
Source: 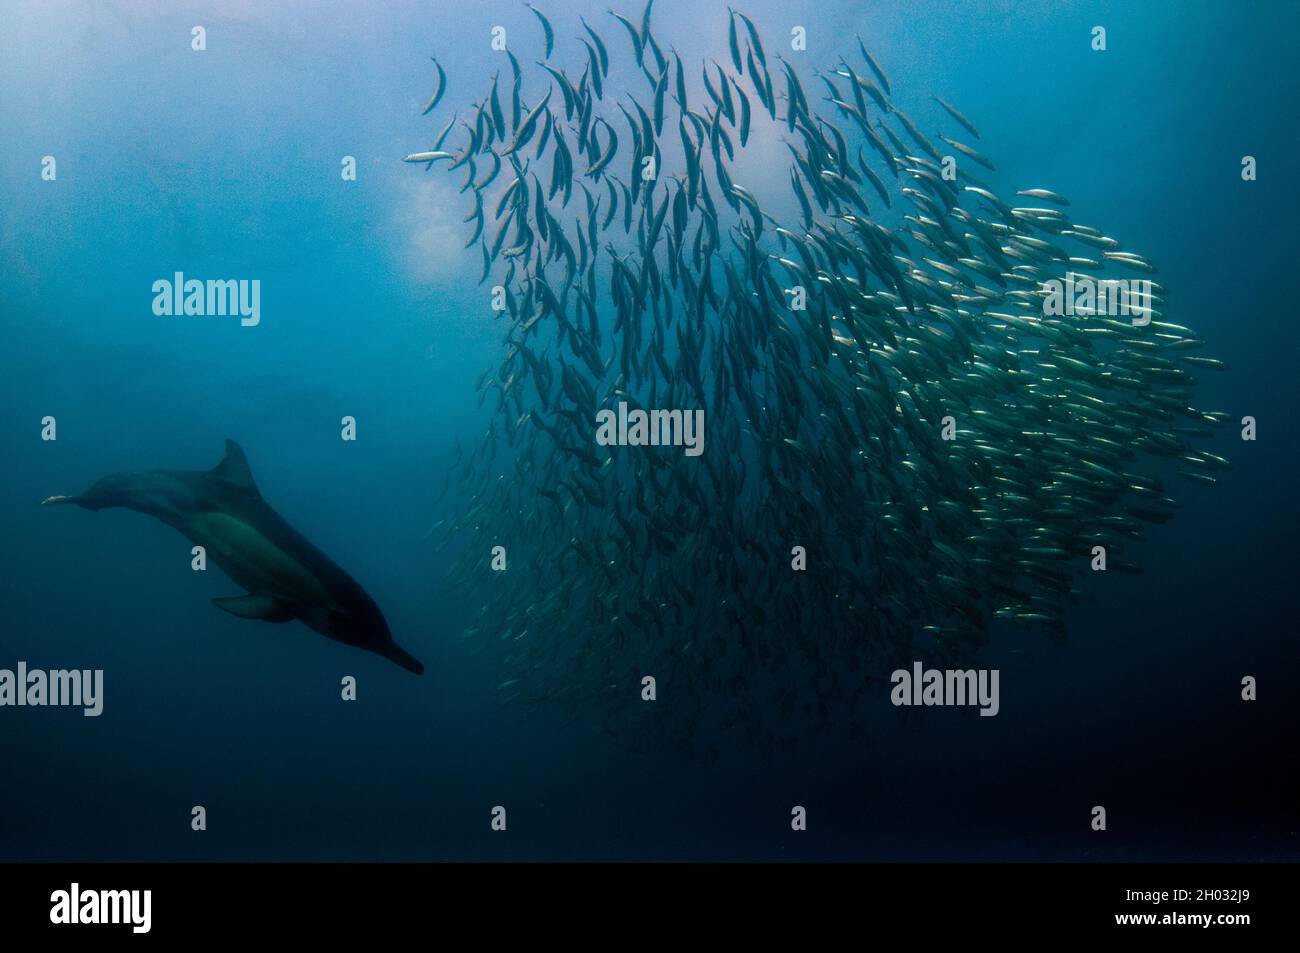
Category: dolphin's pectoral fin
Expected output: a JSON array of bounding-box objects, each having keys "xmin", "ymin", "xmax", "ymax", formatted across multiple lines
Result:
[{"xmin": 212, "ymin": 594, "xmax": 295, "ymax": 623}]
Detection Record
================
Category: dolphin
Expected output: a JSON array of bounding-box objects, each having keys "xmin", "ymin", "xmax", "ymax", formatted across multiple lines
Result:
[{"xmin": 42, "ymin": 440, "xmax": 423, "ymax": 674}]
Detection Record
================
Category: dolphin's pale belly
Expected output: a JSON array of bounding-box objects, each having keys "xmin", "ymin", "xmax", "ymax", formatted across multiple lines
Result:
[{"xmin": 191, "ymin": 511, "xmax": 335, "ymax": 609}]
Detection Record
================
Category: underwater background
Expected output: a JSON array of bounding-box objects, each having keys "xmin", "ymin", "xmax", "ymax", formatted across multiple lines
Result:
[{"xmin": 1, "ymin": 0, "xmax": 1296, "ymax": 861}]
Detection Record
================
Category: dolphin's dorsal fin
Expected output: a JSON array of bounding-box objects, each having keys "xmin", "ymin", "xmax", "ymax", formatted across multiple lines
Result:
[{"xmin": 212, "ymin": 439, "xmax": 260, "ymax": 495}]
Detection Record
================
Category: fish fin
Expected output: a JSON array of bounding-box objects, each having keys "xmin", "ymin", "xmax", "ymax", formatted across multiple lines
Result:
[
  {"xmin": 212, "ymin": 594, "xmax": 295, "ymax": 623},
  {"xmin": 211, "ymin": 439, "xmax": 261, "ymax": 496}
]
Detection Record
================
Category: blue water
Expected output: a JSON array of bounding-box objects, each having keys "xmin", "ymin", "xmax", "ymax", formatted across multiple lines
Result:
[{"xmin": 1, "ymin": 0, "xmax": 1296, "ymax": 860}]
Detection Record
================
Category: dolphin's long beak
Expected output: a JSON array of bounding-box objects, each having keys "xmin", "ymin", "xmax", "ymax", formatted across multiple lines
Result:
[
  {"xmin": 379, "ymin": 642, "xmax": 425, "ymax": 675},
  {"xmin": 40, "ymin": 495, "xmax": 80, "ymax": 506}
]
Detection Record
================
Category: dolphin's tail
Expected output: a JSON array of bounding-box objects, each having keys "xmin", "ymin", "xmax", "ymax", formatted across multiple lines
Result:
[{"xmin": 378, "ymin": 641, "xmax": 425, "ymax": 675}]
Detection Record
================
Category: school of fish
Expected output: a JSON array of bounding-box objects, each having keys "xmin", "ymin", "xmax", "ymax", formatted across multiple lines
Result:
[{"xmin": 407, "ymin": 2, "xmax": 1229, "ymax": 755}]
